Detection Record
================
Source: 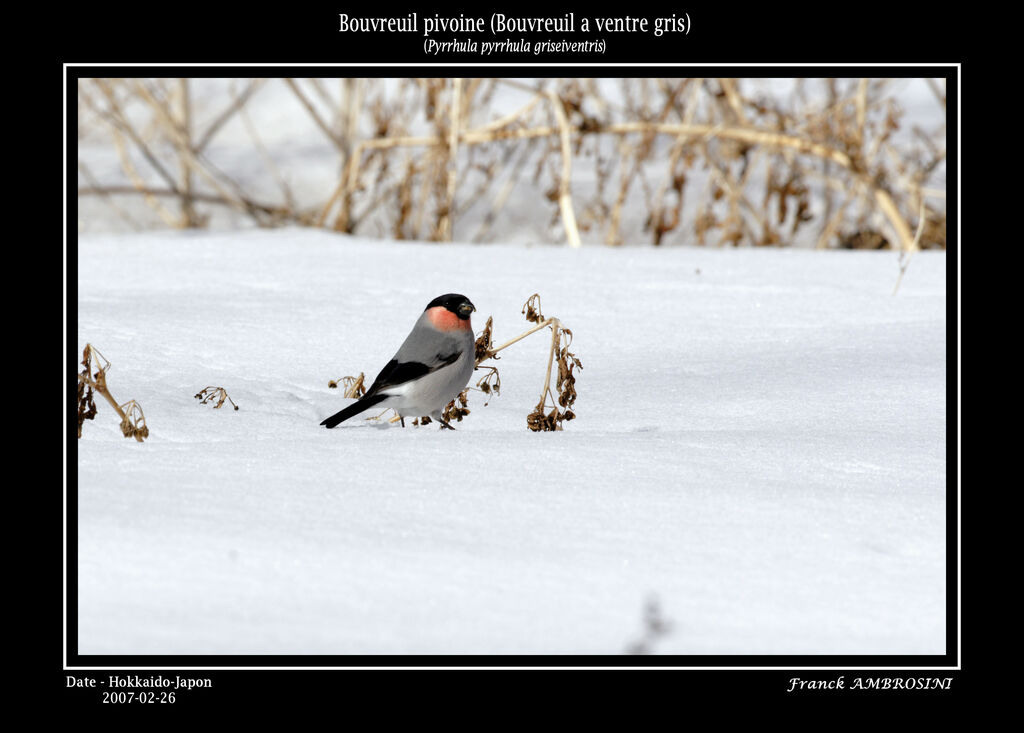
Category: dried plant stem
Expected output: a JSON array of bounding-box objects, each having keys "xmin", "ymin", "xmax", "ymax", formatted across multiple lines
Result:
[
  {"xmin": 702, "ymin": 143, "xmax": 763, "ymax": 245},
  {"xmin": 608, "ymin": 122, "xmax": 855, "ymax": 168},
  {"xmin": 110, "ymin": 128, "xmax": 179, "ymax": 227},
  {"xmin": 438, "ymin": 78, "xmax": 462, "ymax": 241},
  {"xmin": 89, "ymin": 79, "xmax": 182, "ymax": 193},
  {"xmin": 77, "ymin": 373, "xmax": 144, "ymax": 442},
  {"xmin": 448, "ymin": 120, "xmax": 860, "ymax": 166},
  {"xmin": 815, "ymin": 198, "xmax": 852, "ymax": 250},
  {"xmin": 195, "ymin": 78, "xmax": 267, "ymax": 153},
  {"xmin": 718, "ymin": 78, "xmax": 748, "ymax": 125},
  {"xmin": 83, "ymin": 78, "xmax": 179, "ymax": 224},
  {"xmin": 925, "ymin": 77, "xmax": 946, "ymax": 110},
  {"xmin": 476, "ymin": 94, "xmax": 542, "ymax": 134},
  {"xmin": 177, "ymin": 78, "xmax": 197, "ymax": 228},
  {"xmin": 539, "ymin": 317, "xmax": 562, "ymax": 405},
  {"xmin": 647, "ymin": 81, "xmax": 703, "ymax": 245},
  {"xmin": 477, "ymin": 315, "xmax": 565, "ymax": 424},
  {"xmin": 283, "ymin": 78, "xmax": 345, "ymax": 151},
  {"xmin": 413, "ymin": 156, "xmax": 433, "ymax": 237},
  {"xmin": 132, "ymin": 80, "xmax": 259, "ymax": 222},
  {"xmin": 547, "ymin": 90, "xmax": 582, "ymax": 248},
  {"xmin": 855, "ymin": 77, "xmax": 868, "ymax": 147},
  {"xmin": 77, "ymin": 161, "xmax": 142, "ymax": 230},
  {"xmin": 343, "ymin": 79, "xmax": 362, "ymax": 157},
  {"xmin": 324, "ymin": 136, "xmax": 441, "ymax": 230},
  {"xmin": 325, "ymin": 82, "xmax": 585, "ymax": 244},
  {"xmin": 484, "ymin": 317, "xmax": 557, "ymax": 359},
  {"xmin": 605, "ymin": 144, "xmax": 633, "ymax": 246},
  {"xmin": 239, "ymin": 97, "xmax": 296, "ymax": 212},
  {"xmin": 322, "ymin": 110, "xmax": 916, "ymax": 250},
  {"xmin": 77, "ymin": 186, "xmax": 287, "ymax": 218},
  {"xmin": 874, "ymin": 187, "xmax": 917, "ymax": 253},
  {"xmin": 472, "ymin": 140, "xmax": 534, "ymax": 242},
  {"xmin": 893, "ymin": 199, "xmax": 927, "ymax": 295}
]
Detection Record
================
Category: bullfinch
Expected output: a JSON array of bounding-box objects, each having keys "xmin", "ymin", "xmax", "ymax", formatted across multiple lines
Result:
[{"xmin": 321, "ymin": 294, "xmax": 476, "ymax": 429}]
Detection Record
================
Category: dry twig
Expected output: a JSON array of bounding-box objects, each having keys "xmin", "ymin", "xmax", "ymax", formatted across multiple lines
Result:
[
  {"xmin": 194, "ymin": 386, "xmax": 239, "ymax": 410},
  {"xmin": 76, "ymin": 344, "xmax": 148, "ymax": 442},
  {"xmin": 327, "ymin": 373, "xmax": 366, "ymax": 399}
]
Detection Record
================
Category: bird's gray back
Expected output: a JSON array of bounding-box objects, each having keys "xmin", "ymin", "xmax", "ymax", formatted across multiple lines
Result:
[{"xmin": 393, "ymin": 311, "xmax": 472, "ymax": 364}]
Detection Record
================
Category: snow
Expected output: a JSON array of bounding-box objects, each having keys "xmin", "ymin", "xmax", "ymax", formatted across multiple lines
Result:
[{"xmin": 74, "ymin": 229, "xmax": 946, "ymax": 655}]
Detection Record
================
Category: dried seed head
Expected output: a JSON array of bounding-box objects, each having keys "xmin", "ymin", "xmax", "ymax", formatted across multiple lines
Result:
[
  {"xmin": 473, "ymin": 366, "xmax": 501, "ymax": 406},
  {"xmin": 522, "ymin": 294, "xmax": 544, "ymax": 324},
  {"xmin": 442, "ymin": 389, "xmax": 471, "ymax": 423},
  {"xmin": 77, "ymin": 345, "xmax": 105, "ymax": 439},
  {"xmin": 118, "ymin": 400, "xmax": 149, "ymax": 442},
  {"xmin": 342, "ymin": 373, "xmax": 366, "ymax": 399},
  {"xmin": 526, "ymin": 407, "xmax": 546, "ymax": 432},
  {"xmin": 77, "ymin": 378, "xmax": 98, "ymax": 439},
  {"xmin": 195, "ymin": 386, "xmax": 238, "ymax": 411},
  {"xmin": 474, "ymin": 316, "xmax": 495, "ymax": 364},
  {"xmin": 551, "ymin": 326, "xmax": 582, "ymax": 416},
  {"xmin": 527, "ymin": 402, "xmax": 562, "ymax": 432}
]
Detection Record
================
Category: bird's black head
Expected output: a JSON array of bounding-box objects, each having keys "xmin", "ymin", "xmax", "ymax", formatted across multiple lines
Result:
[{"xmin": 426, "ymin": 293, "xmax": 476, "ymax": 320}]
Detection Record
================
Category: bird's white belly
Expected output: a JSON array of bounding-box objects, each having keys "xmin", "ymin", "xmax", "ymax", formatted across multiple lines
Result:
[{"xmin": 382, "ymin": 351, "xmax": 474, "ymax": 418}]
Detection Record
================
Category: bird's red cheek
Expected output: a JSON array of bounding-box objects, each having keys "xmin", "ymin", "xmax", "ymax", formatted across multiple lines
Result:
[{"xmin": 427, "ymin": 306, "xmax": 470, "ymax": 332}]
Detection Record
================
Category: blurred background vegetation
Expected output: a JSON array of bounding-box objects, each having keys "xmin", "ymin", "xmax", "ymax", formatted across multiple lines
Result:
[{"xmin": 77, "ymin": 77, "xmax": 946, "ymax": 250}]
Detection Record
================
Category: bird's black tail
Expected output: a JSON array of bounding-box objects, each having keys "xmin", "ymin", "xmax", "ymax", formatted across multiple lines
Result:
[{"xmin": 320, "ymin": 393, "xmax": 389, "ymax": 429}]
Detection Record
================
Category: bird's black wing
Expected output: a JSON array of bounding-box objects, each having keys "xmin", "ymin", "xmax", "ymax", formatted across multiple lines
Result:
[{"xmin": 364, "ymin": 352, "xmax": 461, "ymax": 396}]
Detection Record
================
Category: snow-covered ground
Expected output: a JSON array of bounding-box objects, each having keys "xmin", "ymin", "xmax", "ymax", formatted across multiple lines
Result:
[{"xmin": 74, "ymin": 229, "xmax": 946, "ymax": 655}]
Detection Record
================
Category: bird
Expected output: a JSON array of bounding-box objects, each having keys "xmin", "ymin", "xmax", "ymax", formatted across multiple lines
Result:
[{"xmin": 321, "ymin": 294, "xmax": 477, "ymax": 430}]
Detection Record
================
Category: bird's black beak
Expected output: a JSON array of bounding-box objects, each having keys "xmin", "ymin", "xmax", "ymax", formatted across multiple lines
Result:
[{"xmin": 458, "ymin": 301, "xmax": 476, "ymax": 318}]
